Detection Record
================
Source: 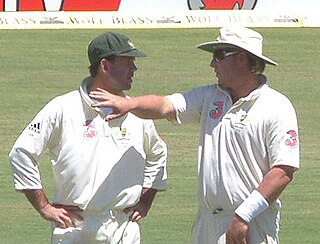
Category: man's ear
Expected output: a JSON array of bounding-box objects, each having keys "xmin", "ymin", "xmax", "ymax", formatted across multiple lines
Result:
[{"xmin": 100, "ymin": 58, "xmax": 109, "ymax": 72}]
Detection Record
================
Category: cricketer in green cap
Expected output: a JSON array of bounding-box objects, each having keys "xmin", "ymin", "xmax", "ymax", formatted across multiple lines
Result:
[
  {"xmin": 88, "ymin": 32, "xmax": 146, "ymax": 65},
  {"xmin": 9, "ymin": 30, "xmax": 167, "ymax": 244}
]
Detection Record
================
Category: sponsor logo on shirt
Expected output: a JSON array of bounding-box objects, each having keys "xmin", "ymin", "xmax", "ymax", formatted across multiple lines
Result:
[
  {"xmin": 209, "ymin": 101, "xmax": 224, "ymax": 119},
  {"xmin": 28, "ymin": 122, "xmax": 41, "ymax": 134},
  {"xmin": 285, "ymin": 130, "xmax": 298, "ymax": 148},
  {"xmin": 84, "ymin": 120, "xmax": 97, "ymax": 139}
]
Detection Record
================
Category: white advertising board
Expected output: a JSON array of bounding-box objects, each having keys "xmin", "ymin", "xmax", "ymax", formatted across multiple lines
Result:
[{"xmin": 0, "ymin": 0, "xmax": 318, "ymax": 29}]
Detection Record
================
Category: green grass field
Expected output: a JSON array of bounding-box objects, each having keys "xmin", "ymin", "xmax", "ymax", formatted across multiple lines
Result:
[{"xmin": 0, "ymin": 28, "xmax": 319, "ymax": 243}]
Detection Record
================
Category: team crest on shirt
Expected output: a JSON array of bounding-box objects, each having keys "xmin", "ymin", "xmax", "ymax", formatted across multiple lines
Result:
[
  {"xmin": 118, "ymin": 127, "xmax": 130, "ymax": 142},
  {"xmin": 117, "ymin": 127, "xmax": 131, "ymax": 147},
  {"xmin": 84, "ymin": 120, "xmax": 97, "ymax": 139},
  {"xmin": 209, "ymin": 101, "xmax": 224, "ymax": 119},
  {"xmin": 234, "ymin": 110, "xmax": 249, "ymax": 129},
  {"xmin": 285, "ymin": 130, "xmax": 298, "ymax": 148},
  {"xmin": 240, "ymin": 114, "xmax": 248, "ymax": 122},
  {"xmin": 120, "ymin": 127, "xmax": 127, "ymax": 137}
]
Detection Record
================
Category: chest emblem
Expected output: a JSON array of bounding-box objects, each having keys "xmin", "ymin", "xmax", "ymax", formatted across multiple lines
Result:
[
  {"xmin": 240, "ymin": 114, "xmax": 248, "ymax": 122},
  {"xmin": 209, "ymin": 101, "xmax": 224, "ymax": 119},
  {"xmin": 84, "ymin": 120, "xmax": 98, "ymax": 139},
  {"xmin": 120, "ymin": 127, "xmax": 127, "ymax": 137}
]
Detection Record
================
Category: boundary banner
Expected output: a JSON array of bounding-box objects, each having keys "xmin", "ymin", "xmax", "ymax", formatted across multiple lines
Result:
[{"xmin": 0, "ymin": 10, "xmax": 310, "ymax": 29}]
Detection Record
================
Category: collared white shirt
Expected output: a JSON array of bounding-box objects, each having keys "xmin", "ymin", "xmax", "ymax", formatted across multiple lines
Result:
[
  {"xmin": 167, "ymin": 83, "xmax": 299, "ymax": 211},
  {"xmin": 10, "ymin": 78, "xmax": 168, "ymax": 211}
]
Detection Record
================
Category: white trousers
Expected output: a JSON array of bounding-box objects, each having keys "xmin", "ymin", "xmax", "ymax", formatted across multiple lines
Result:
[{"xmin": 51, "ymin": 209, "xmax": 140, "ymax": 244}]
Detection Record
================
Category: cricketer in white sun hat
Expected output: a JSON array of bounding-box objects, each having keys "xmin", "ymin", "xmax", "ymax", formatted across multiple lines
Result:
[{"xmin": 197, "ymin": 27, "xmax": 278, "ymax": 66}]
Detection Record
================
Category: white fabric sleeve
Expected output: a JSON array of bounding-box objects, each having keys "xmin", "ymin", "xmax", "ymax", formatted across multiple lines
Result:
[
  {"xmin": 165, "ymin": 93, "xmax": 186, "ymax": 124},
  {"xmin": 142, "ymin": 120, "xmax": 168, "ymax": 191},
  {"xmin": 266, "ymin": 96, "xmax": 300, "ymax": 169},
  {"xmin": 9, "ymin": 98, "xmax": 61, "ymax": 190},
  {"xmin": 166, "ymin": 86, "xmax": 209, "ymax": 124}
]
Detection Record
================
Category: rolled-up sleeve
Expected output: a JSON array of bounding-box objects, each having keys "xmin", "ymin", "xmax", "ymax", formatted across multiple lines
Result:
[
  {"xmin": 142, "ymin": 120, "xmax": 168, "ymax": 191},
  {"xmin": 9, "ymin": 100, "xmax": 60, "ymax": 190}
]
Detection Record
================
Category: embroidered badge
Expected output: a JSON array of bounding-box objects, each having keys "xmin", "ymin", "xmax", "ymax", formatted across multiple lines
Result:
[
  {"xmin": 117, "ymin": 127, "xmax": 130, "ymax": 147},
  {"xmin": 285, "ymin": 130, "xmax": 298, "ymax": 148},
  {"xmin": 233, "ymin": 110, "xmax": 249, "ymax": 129},
  {"xmin": 209, "ymin": 101, "xmax": 224, "ymax": 119},
  {"xmin": 120, "ymin": 127, "xmax": 127, "ymax": 137},
  {"xmin": 240, "ymin": 114, "xmax": 248, "ymax": 122},
  {"xmin": 84, "ymin": 120, "xmax": 97, "ymax": 139}
]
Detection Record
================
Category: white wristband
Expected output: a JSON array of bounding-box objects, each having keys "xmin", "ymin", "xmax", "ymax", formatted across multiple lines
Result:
[{"xmin": 235, "ymin": 190, "xmax": 269, "ymax": 223}]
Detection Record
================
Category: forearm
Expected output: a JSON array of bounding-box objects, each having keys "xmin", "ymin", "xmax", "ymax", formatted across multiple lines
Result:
[
  {"xmin": 235, "ymin": 165, "xmax": 295, "ymax": 223},
  {"xmin": 22, "ymin": 189, "xmax": 83, "ymax": 228},
  {"xmin": 124, "ymin": 188, "xmax": 158, "ymax": 222},
  {"xmin": 129, "ymin": 95, "xmax": 176, "ymax": 121},
  {"xmin": 90, "ymin": 89, "xmax": 176, "ymax": 121},
  {"xmin": 22, "ymin": 189, "xmax": 50, "ymax": 216},
  {"xmin": 141, "ymin": 188, "xmax": 158, "ymax": 208},
  {"xmin": 228, "ymin": 165, "xmax": 295, "ymax": 242},
  {"xmin": 257, "ymin": 165, "xmax": 294, "ymax": 204}
]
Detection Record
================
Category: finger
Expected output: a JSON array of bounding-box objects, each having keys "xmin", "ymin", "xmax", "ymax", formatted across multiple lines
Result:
[
  {"xmin": 89, "ymin": 91, "xmax": 104, "ymax": 97},
  {"xmin": 96, "ymin": 87, "xmax": 107, "ymax": 93},
  {"xmin": 90, "ymin": 96, "xmax": 107, "ymax": 102},
  {"xmin": 55, "ymin": 218, "xmax": 67, "ymax": 228},
  {"xmin": 59, "ymin": 214, "xmax": 77, "ymax": 228},
  {"xmin": 62, "ymin": 211, "xmax": 83, "ymax": 227},
  {"xmin": 89, "ymin": 93, "xmax": 108, "ymax": 101},
  {"xmin": 91, "ymin": 88, "xmax": 112, "ymax": 97},
  {"xmin": 130, "ymin": 211, "xmax": 142, "ymax": 222},
  {"xmin": 91, "ymin": 102, "xmax": 110, "ymax": 108},
  {"xmin": 89, "ymin": 91, "xmax": 102, "ymax": 96},
  {"xmin": 105, "ymin": 113, "xmax": 123, "ymax": 121}
]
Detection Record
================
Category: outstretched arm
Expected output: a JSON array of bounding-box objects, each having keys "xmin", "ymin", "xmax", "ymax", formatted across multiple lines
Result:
[{"xmin": 90, "ymin": 88, "xmax": 176, "ymax": 121}]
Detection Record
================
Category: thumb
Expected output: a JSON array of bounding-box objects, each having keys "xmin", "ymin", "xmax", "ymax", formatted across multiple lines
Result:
[{"xmin": 105, "ymin": 113, "xmax": 122, "ymax": 121}]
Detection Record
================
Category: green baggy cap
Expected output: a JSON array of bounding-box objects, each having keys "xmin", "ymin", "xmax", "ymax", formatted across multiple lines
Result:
[{"xmin": 88, "ymin": 32, "xmax": 146, "ymax": 65}]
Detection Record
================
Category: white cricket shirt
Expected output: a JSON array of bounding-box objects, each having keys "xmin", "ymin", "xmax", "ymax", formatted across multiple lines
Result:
[
  {"xmin": 10, "ymin": 78, "xmax": 168, "ymax": 211},
  {"xmin": 167, "ymin": 83, "xmax": 299, "ymax": 211}
]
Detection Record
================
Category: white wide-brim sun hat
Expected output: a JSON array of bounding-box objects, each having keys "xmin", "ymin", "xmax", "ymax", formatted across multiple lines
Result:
[{"xmin": 197, "ymin": 27, "xmax": 278, "ymax": 66}]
